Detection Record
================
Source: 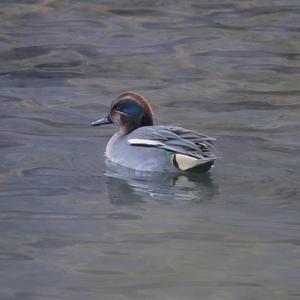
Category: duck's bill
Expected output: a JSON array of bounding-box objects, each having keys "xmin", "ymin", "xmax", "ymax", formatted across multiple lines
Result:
[{"xmin": 91, "ymin": 114, "xmax": 113, "ymax": 126}]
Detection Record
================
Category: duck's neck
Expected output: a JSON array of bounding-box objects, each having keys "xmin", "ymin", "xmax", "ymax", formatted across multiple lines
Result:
[
  {"xmin": 118, "ymin": 113, "xmax": 153, "ymax": 135},
  {"xmin": 118, "ymin": 123, "xmax": 137, "ymax": 135},
  {"xmin": 140, "ymin": 113, "xmax": 153, "ymax": 127}
]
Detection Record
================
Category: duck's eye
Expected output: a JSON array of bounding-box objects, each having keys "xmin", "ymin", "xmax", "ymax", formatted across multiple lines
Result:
[{"xmin": 114, "ymin": 105, "xmax": 121, "ymax": 111}]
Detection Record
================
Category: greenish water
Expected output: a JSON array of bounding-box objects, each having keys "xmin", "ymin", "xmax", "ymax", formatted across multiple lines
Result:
[{"xmin": 0, "ymin": 1, "xmax": 299, "ymax": 299}]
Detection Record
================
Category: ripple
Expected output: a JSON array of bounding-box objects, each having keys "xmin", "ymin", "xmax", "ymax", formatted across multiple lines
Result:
[
  {"xmin": 26, "ymin": 237, "xmax": 83, "ymax": 249},
  {"xmin": 107, "ymin": 213, "xmax": 142, "ymax": 220},
  {"xmin": 0, "ymin": 46, "xmax": 50, "ymax": 60},
  {"xmin": 0, "ymin": 210, "xmax": 106, "ymax": 221},
  {"xmin": 0, "ymin": 115, "xmax": 84, "ymax": 128},
  {"xmin": 0, "ymin": 252, "xmax": 33, "ymax": 261},
  {"xmin": 0, "ymin": 138, "xmax": 24, "ymax": 149},
  {"xmin": 230, "ymin": 89, "xmax": 300, "ymax": 96},
  {"xmin": 233, "ymin": 64, "xmax": 300, "ymax": 75},
  {"xmin": 34, "ymin": 61, "xmax": 82, "ymax": 68},
  {"xmin": 193, "ymin": 50, "xmax": 299, "ymax": 60},
  {"xmin": 68, "ymin": 279, "xmax": 261, "ymax": 295},
  {"xmin": 0, "ymin": 187, "xmax": 70, "ymax": 197},
  {"xmin": 108, "ymin": 8, "xmax": 164, "ymax": 17},
  {"xmin": 0, "ymin": 69, "xmax": 85, "ymax": 79},
  {"xmin": 164, "ymin": 99, "xmax": 300, "ymax": 112}
]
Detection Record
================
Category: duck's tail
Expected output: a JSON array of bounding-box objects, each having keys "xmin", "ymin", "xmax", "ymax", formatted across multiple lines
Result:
[{"xmin": 171, "ymin": 154, "xmax": 215, "ymax": 172}]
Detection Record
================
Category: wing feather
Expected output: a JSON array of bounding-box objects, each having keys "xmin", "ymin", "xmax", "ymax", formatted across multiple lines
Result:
[{"xmin": 127, "ymin": 125, "xmax": 217, "ymax": 160}]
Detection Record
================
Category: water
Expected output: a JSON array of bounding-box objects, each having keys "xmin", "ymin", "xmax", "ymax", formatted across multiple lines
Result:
[{"xmin": 0, "ymin": 1, "xmax": 300, "ymax": 299}]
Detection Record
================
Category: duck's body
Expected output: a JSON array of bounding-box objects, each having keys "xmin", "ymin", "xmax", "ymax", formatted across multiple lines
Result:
[{"xmin": 92, "ymin": 92, "xmax": 217, "ymax": 173}]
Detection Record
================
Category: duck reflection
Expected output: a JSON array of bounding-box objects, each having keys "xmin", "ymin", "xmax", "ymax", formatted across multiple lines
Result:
[{"xmin": 104, "ymin": 160, "xmax": 218, "ymax": 205}]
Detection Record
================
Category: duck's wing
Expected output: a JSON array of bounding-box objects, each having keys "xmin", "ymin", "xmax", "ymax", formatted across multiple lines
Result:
[{"xmin": 127, "ymin": 126, "xmax": 217, "ymax": 160}]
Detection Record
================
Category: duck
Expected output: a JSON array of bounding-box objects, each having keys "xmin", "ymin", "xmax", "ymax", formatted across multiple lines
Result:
[{"xmin": 92, "ymin": 91, "xmax": 217, "ymax": 173}]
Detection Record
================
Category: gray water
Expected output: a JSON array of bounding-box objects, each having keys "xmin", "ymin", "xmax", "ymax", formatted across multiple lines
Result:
[{"xmin": 0, "ymin": 1, "xmax": 300, "ymax": 299}]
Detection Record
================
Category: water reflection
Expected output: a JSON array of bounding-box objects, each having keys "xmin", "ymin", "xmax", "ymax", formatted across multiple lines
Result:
[{"xmin": 104, "ymin": 161, "xmax": 218, "ymax": 205}]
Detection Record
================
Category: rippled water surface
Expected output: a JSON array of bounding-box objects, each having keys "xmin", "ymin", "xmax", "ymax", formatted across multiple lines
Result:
[{"xmin": 1, "ymin": 1, "xmax": 300, "ymax": 299}]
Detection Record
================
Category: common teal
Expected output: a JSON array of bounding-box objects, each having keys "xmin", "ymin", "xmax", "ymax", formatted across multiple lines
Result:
[{"xmin": 92, "ymin": 92, "xmax": 217, "ymax": 172}]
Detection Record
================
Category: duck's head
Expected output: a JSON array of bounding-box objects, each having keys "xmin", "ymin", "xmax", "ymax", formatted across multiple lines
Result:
[{"xmin": 91, "ymin": 91, "xmax": 154, "ymax": 133}]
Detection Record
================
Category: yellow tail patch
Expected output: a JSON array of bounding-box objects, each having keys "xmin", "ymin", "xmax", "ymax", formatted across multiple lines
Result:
[{"xmin": 172, "ymin": 154, "xmax": 211, "ymax": 171}]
